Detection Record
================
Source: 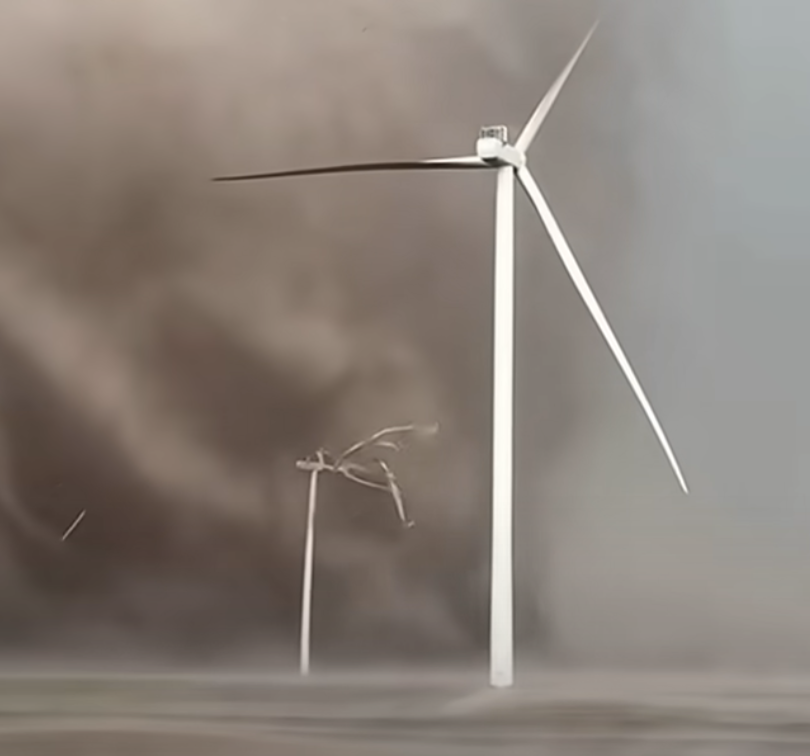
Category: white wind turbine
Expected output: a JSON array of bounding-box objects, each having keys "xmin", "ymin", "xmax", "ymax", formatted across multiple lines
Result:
[{"xmin": 213, "ymin": 22, "xmax": 689, "ymax": 689}]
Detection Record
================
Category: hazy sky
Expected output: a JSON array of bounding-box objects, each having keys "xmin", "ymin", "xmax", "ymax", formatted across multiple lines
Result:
[
  {"xmin": 536, "ymin": 0, "xmax": 810, "ymax": 667},
  {"xmin": 1, "ymin": 0, "xmax": 810, "ymax": 669},
  {"xmin": 627, "ymin": 0, "xmax": 810, "ymax": 517}
]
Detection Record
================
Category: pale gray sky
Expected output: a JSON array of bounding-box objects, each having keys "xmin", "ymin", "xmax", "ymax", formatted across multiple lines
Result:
[{"xmin": 538, "ymin": 0, "xmax": 810, "ymax": 667}]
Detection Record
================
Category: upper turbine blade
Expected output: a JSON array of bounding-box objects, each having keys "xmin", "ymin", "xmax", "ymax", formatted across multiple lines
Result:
[
  {"xmin": 213, "ymin": 156, "xmax": 488, "ymax": 182},
  {"xmin": 514, "ymin": 22, "xmax": 599, "ymax": 154},
  {"xmin": 517, "ymin": 167, "xmax": 688, "ymax": 494}
]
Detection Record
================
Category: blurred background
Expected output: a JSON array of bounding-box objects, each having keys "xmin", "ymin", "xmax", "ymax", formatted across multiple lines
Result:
[{"xmin": 0, "ymin": 0, "xmax": 807, "ymax": 673}]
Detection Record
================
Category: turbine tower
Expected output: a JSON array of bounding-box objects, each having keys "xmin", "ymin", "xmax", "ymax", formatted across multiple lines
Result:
[{"xmin": 214, "ymin": 22, "xmax": 689, "ymax": 689}]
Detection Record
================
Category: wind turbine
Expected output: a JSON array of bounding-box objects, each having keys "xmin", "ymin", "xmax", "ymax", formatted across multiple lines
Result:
[
  {"xmin": 213, "ymin": 22, "xmax": 689, "ymax": 689},
  {"xmin": 294, "ymin": 423, "xmax": 433, "ymax": 676}
]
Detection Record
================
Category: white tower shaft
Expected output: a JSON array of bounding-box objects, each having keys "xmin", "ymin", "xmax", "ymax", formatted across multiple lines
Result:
[{"xmin": 490, "ymin": 161, "xmax": 516, "ymax": 688}]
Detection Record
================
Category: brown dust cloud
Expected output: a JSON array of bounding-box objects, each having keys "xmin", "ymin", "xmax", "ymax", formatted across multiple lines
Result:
[{"xmin": 0, "ymin": 0, "xmax": 809, "ymax": 673}]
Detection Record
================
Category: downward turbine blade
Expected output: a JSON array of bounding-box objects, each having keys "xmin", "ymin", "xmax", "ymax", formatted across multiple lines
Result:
[
  {"xmin": 213, "ymin": 156, "xmax": 488, "ymax": 182},
  {"xmin": 514, "ymin": 22, "xmax": 599, "ymax": 154},
  {"xmin": 517, "ymin": 167, "xmax": 688, "ymax": 494}
]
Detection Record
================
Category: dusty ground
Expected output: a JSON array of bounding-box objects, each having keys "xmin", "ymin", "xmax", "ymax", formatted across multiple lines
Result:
[{"xmin": 1, "ymin": 668, "xmax": 810, "ymax": 754}]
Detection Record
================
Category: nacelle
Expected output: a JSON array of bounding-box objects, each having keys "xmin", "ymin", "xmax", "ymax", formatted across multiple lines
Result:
[
  {"xmin": 476, "ymin": 125, "xmax": 508, "ymax": 161},
  {"xmin": 475, "ymin": 125, "xmax": 525, "ymax": 168}
]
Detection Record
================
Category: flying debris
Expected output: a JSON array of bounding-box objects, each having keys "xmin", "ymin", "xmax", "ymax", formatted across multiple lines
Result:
[
  {"xmin": 61, "ymin": 509, "xmax": 86, "ymax": 541},
  {"xmin": 215, "ymin": 21, "xmax": 689, "ymax": 688}
]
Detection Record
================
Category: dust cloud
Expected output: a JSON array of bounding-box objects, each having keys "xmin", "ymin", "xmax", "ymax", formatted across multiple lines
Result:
[
  {"xmin": 0, "ymin": 0, "xmax": 807, "ymax": 674},
  {"xmin": 0, "ymin": 0, "xmax": 609, "ymax": 662}
]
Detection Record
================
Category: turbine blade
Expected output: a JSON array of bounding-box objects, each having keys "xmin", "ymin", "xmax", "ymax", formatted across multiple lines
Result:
[
  {"xmin": 422, "ymin": 157, "xmax": 488, "ymax": 166},
  {"xmin": 517, "ymin": 167, "xmax": 688, "ymax": 494},
  {"xmin": 514, "ymin": 22, "xmax": 599, "ymax": 154},
  {"xmin": 213, "ymin": 156, "xmax": 488, "ymax": 182}
]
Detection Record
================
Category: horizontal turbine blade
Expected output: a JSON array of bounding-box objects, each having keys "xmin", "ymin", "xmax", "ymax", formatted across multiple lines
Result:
[
  {"xmin": 515, "ymin": 21, "xmax": 599, "ymax": 154},
  {"xmin": 213, "ymin": 156, "xmax": 488, "ymax": 182},
  {"xmin": 517, "ymin": 167, "xmax": 688, "ymax": 494}
]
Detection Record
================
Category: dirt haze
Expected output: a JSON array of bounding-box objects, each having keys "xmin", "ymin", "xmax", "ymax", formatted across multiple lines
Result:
[
  {"xmin": 2, "ymin": 0, "xmax": 808, "ymax": 675},
  {"xmin": 0, "ymin": 0, "xmax": 613, "ymax": 661}
]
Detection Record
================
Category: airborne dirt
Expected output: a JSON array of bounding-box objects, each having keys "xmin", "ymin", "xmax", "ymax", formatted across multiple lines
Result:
[
  {"xmin": 2, "ymin": 0, "xmax": 810, "ymax": 690},
  {"xmin": 0, "ymin": 669, "xmax": 809, "ymax": 754},
  {"xmin": 0, "ymin": 0, "xmax": 611, "ymax": 660},
  {"xmin": 3, "ymin": 1, "xmax": 810, "ymax": 753}
]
